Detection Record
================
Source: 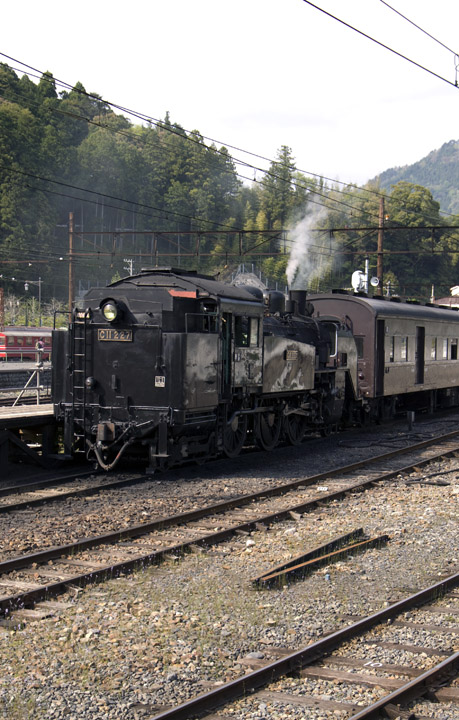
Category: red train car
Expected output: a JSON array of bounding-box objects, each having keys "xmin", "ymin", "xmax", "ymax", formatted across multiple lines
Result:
[{"xmin": 0, "ymin": 327, "xmax": 52, "ymax": 361}]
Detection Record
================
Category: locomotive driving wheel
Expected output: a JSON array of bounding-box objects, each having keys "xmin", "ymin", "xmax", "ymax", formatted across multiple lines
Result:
[
  {"xmin": 222, "ymin": 412, "xmax": 248, "ymax": 458},
  {"xmin": 283, "ymin": 412, "xmax": 307, "ymax": 446},
  {"xmin": 254, "ymin": 401, "xmax": 282, "ymax": 451}
]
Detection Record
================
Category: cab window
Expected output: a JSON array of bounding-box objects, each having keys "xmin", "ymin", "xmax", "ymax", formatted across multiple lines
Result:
[
  {"xmin": 249, "ymin": 317, "xmax": 259, "ymax": 347},
  {"xmin": 235, "ymin": 316, "xmax": 259, "ymax": 347}
]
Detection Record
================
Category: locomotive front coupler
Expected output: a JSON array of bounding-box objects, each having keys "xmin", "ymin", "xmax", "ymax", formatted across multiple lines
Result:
[{"xmin": 94, "ymin": 419, "xmax": 156, "ymax": 451}]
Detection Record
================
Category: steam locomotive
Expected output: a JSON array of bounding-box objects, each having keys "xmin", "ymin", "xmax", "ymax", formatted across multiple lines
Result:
[{"xmin": 52, "ymin": 267, "xmax": 459, "ymax": 471}]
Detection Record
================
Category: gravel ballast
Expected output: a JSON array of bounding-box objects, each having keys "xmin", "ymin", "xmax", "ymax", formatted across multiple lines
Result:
[{"xmin": 1, "ymin": 419, "xmax": 458, "ymax": 719}]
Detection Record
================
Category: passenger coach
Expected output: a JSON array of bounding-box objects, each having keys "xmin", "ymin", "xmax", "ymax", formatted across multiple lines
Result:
[{"xmin": 310, "ymin": 291, "xmax": 459, "ymax": 418}]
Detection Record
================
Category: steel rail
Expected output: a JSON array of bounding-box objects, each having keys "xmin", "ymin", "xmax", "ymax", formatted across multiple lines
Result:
[
  {"xmin": 1, "ymin": 434, "xmax": 459, "ymax": 614},
  {"xmin": 146, "ymin": 573, "xmax": 459, "ymax": 720},
  {"xmin": 2, "ymin": 428, "xmax": 459, "ymax": 513},
  {"xmin": 0, "ymin": 469, "xmax": 101, "ymax": 498},
  {"xmin": 0, "ymin": 472, "xmax": 148, "ymax": 511},
  {"xmin": 254, "ymin": 534, "xmax": 390, "ymax": 586},
  {"xmin": 347, "ymin": 651, "xmax": 459, "ymax": 720},
  {"xmin": 251, "ymin": 528, "xmax": 366, "ymax": 584},
  {"xmin": 2, "ymin": 435, "xmax": 458, "ymax": 576}
]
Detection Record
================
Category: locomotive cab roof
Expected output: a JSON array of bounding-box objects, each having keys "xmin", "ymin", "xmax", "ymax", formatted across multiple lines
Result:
[
  {"xmin": 82, "ymin": 267, "xmax": 264, "ymax": 322},
  {"xmin": 109, "ymin": 267, "xmax": 264, "ymax": 303}
]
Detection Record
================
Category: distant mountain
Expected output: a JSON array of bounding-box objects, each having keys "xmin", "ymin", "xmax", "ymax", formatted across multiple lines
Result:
[{"xmin": 375, "ymin": 139, "xmax": 459, "ymax": 215}]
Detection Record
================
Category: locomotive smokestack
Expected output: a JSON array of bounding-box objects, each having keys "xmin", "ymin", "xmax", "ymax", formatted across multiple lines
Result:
[{"xmin": 288, "ymin": 289, "xmax": 307, "ymax": 316}]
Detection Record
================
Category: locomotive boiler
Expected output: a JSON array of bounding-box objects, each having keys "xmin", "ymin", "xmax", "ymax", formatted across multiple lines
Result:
[{"xmin": 52, "ymin": 268, "xmax": 356, "ymax": 471}]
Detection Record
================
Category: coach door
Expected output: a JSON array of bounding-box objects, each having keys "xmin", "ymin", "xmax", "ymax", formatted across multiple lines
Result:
[
  {"xmin": 375, "ymin": 320, "xmax": 385, "ymax": 396},
  {"xmin": 415, "ymin": 326, "xmax": 425, "ymax": 384}
]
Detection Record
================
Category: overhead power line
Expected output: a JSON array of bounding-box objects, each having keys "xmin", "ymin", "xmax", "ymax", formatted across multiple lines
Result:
[
  {"xmin": 379, "ymin": 0, "xmax": 459, "ymax": 58},
  {"xmin": 301, "ymin": 0, "xmax": 459, "ymax": 88},
  {"xmin": 0, "ymin": 51, "xmax": 455, "ymax": 233},
  {"xmin": 0, "ymin": 54, "xmax": 424, "ymax": 221}
]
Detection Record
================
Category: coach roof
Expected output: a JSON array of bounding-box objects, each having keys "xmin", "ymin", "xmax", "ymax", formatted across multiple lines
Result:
[{"xmin": 310, "ymin": 292, "xmax": 459, "ymax": 323}]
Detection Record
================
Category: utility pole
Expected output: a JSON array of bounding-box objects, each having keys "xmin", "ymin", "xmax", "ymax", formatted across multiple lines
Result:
[
  {"xmin": 377, "ymin": 197, "xmax": 384, "ymax": 296},
  {"xmin": 38, "ymin": 277, "xmax": 42, "ymax": 327},
  {"xmin": 68, "ymin": 212, "xmax": 74, "ymax": 322}
]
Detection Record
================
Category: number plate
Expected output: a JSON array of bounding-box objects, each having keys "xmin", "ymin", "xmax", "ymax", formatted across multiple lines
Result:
[{"xmin": 98, "ymin": 329, "xmax": 132, "ymax": 342}]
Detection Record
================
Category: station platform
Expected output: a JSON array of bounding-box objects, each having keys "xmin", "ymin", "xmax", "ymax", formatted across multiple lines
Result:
[
  {"xmin": 0, "ymin": 403, "xmax": 57, "ymax": 476},
  {"xmin": 0, "ymin": 403, "xmax": 54, "ymax": 429}
]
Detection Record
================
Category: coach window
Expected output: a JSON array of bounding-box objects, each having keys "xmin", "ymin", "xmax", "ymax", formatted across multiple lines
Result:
[
  {"xmin": 443, "ymin": 338, "xmax": 449, "ymax": 359},
  {"xmin": 17, "ymin": 337, "xmax": 23, "ymax": 346},
  {"xmin": 401, "ymin": 336, "xmax": 408, "ymax": 361},
  {"xmin": 26, "ymin": 337, "xmax": 33, "ymax": 346},
  {"xmin": 451, "ymin": 340, "xmax": 458, "ymax": 360},
  {"xmin": 389, "ymin": 336, "xmax": 395, "ymax": 362},
  {"xmin": 322, "ymin": 322, "xmax": 337, "ymax": 357},
  {"xmin": 7, "ymin": 336, "xmax": 14, "ymax": 346},
  {"xmin": 431, "ymin": 338, "xmax": 437, "ymax": 360}
]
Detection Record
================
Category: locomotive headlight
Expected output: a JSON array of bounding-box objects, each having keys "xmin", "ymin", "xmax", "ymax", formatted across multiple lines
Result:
[{"xmin": 101, "ymin": 301, "xmax": 119, "ymax": 322}]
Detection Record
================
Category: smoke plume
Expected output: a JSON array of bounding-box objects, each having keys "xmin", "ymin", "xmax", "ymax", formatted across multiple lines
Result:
[{"xmin": 286, "ymin": 203, "xmax": 335, "ymax": 290}]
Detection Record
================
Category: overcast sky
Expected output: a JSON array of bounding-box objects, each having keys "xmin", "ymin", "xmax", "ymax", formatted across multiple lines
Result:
[{"xmin": 2, "ymin": 0, "xmax": 458, "ymax": 187}]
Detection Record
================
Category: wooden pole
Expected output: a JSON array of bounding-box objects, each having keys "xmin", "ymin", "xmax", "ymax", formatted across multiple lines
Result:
[
  {"xmin": 68, "ymin": 212, "xmax": 74, "ymax": 322},
  {"xmin": 377, "ymin": 197, "xmax": 384, "ymax": 296}
]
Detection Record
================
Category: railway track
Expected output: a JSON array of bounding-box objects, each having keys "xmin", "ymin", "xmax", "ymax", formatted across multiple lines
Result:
[
  {"xmin": 2, "ymin": 427, "xmax": 459, "ymax": 515},
  {"xmin": 1, "ymin": 429, "xmax": 459, "ymax": 623},
  {"xmin": 0, "ymin": 394, "xmax": 52, "ymax": 408},
  {"xmin": 145, "ymin": 574, "xmax": 459, "ymax": 720}
]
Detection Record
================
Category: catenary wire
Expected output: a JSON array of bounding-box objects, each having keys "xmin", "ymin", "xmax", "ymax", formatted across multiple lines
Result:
[
  {"xmin": 2, "ymin": 54, "xmax": 456, "ymax": 238},
  {"xmin": 379, "ymin": 0, "xmax": 459, "ymax": 58},
  {"xmin": 300, "ymin": 0, "xmax": 459, "ymax": 88},
  {"xmin": 0, "ymin": 53, "xmax": 457, "ymax": 253},
  {"xmin": 1, "ymin": 52, "xmax": 450, "ymax": 227}
]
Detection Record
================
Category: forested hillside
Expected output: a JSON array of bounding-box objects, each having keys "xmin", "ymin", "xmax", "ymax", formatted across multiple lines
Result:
[
  {"xmin": 1, "ymin": 62, "xmax": 459, "ymax": 323},
  {"xmin": 376, "ymin": 140, "xmax": 459, "ymax": 215}
]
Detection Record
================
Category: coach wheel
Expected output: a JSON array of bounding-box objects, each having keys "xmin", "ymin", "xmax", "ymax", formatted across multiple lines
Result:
[
  {"xmin": 254, "ymin": 403, "xmax": 282, "ymax": 451},
  {"xmin": 284, "ymin": 413, "xmax": 307, "ymax": 446},
  {"xmin": 223, "ymin": 413, "xmax": 248, "ymax": 458}
]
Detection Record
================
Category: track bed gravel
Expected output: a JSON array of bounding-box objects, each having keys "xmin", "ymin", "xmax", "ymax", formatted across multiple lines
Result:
[{"xmin": 1, "ymin": 416, "xmax": 458, "ymax": 719}]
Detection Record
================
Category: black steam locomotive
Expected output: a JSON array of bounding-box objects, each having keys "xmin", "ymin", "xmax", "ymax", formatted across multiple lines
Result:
[
  {"xmin": 52, "ymin": 268, "xmax": 357, "ymax": 470},
  {"xmin": 53, "ymin": 267, "xmax": 459, "ymax": 471}
]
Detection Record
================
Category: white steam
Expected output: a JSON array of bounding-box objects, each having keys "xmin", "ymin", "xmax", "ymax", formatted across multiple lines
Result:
[{"xmin": 286, "ymin": 203, "xmax": 334, "ymax": 290}]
